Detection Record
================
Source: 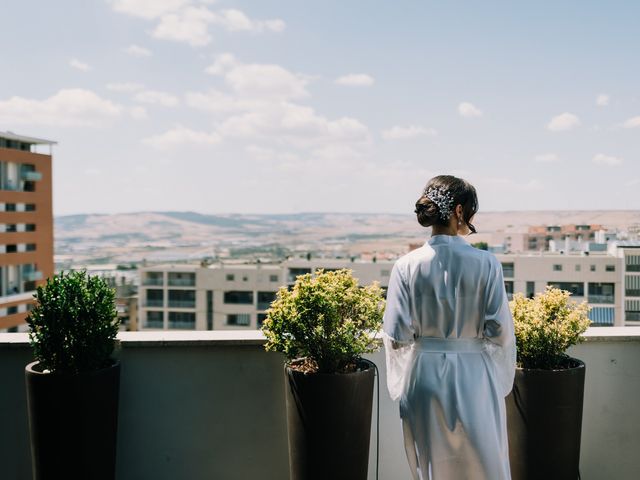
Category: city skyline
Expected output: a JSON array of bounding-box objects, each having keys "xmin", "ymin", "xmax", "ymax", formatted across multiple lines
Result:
[{"xmin": 1, "ymin": 0, "xmax": 639, "ymax": 215}]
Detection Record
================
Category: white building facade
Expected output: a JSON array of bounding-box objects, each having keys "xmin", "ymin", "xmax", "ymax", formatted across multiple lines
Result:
[{"xmin": 138, "ymin": 243, "xmax": 640, "ymax": 331}]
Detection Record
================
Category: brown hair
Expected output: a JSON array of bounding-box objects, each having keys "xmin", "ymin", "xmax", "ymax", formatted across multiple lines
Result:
[{"xmin": 414, "ymin": 175, "xmax": 478, "ymax": 233}]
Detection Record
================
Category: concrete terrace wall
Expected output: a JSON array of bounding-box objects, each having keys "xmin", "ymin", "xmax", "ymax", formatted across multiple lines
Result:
[{"xmin": 1, "ymin": 328, "xmax": 639, "ymax": 480}]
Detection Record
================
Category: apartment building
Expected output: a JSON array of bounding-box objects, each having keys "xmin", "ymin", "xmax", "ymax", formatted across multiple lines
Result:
[
  {"xmin": 138, "ymin": 260, "xmax": 394, "ymax": 331},
  {"xmin": 0, "ymin": 132, "xmax": 55, "ymax": 332},
  {"xmin": 138, "ymin": 243, "xmax": 640, "ymax": 330}
]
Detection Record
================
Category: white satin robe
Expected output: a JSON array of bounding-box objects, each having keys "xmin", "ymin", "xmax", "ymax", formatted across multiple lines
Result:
[{"xmin": 383, "ymin": 235, "xmax": 516, "ymax": 480}]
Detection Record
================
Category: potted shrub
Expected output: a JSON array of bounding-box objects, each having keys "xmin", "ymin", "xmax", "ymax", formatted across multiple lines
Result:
[
  {"xmin": 25, "ymin": 271, "xmax": 120, "ymax": 480},
  {"xmin": 507, "ymin": 286, "xmax": 591, "ymax": 480},
  {"xmin": 262, "ymin": 268, "xmax": 385, "ymax": 480}
]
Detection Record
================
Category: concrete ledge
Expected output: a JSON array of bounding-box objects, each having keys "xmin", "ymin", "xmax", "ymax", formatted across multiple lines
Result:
[{"xmin": 3, "ymin": 326, "xmax": 639, "ymax": 349}]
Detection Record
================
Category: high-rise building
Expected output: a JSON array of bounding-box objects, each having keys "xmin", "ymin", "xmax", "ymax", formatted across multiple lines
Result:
[{"xmin": 0, "ymin": 131, "xmax": 55, "ymax": 332}]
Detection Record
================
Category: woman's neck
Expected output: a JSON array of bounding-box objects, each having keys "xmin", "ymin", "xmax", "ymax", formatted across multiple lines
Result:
[{"xmin": 431, "ymin": 225, "xmax": 458, "ymax": 236}]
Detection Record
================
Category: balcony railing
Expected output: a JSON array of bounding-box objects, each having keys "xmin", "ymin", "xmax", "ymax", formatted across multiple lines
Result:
[
  {"xmin": 145, "ymin": 299, "xmax": 164, "ymax": 308},
  {"xmin": 167, "ymin": 300, "xmax": 196, "ymax": 309},
  {"xmin": 21, "ymin": 171, "xmax": 42, "ymax": 182},
  {"xmin": 143, "ymin": 278, "xmax": 164, "ymax": 286},
  {"xmin": 24, "ymin": 271, "xmax": 43, "ymax": 282},
  {"xmin": 588, "ymin": 294, "xmax": 615, "ymax": 304},
  {"xmin": 168, "ymin": 321, "xmax": 196, "ymax": 329},
  {"xmin": 1, "ymin": 328, "xmax": 638, "ymax": 480},
  {"xmin": 144, "ymin": 319, "xmax": 164, "ymax": 329},
  {"xmin": 167, "ymin": 278, "xmax": 196, "ymax": 287}
]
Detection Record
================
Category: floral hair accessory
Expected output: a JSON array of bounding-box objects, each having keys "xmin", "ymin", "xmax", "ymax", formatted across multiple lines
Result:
[{"xmin": 424, "ymin": 187, "xmax": 454, "ymax": 220}]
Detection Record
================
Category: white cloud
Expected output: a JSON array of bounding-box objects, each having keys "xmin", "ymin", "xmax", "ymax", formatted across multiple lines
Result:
[
  {"xmin": 458, "ymin": 102, "xmax": 482, "ymax": 118},
  {"xmin": 152, "ymin": 6, "xmax": 215, "ymax": 46},
  {"xmin": 69, "ymin": 58, "xmax": 91, "ymax": 71},
  {"xmin": 623, "ymin": 116, "xmax": 640, "ymax": 128},
  {"xmin": 335, "ymin": 74, "xmax": 375, "ymax": 87},
  {"xmin": 185, "ymin": 89, "xmax": 263, "ymax": 114},
  {"xmin": 134, "ymin": 90, "xmax": 180, "ymax": 107},
  {"xmin": 106, "ymin": 82, "xmax": 145, "ymax": 93},
  {"xmin": 129, "ymin": 106, "xmax": 148, "ymax": 120},
  {"xmin": 124, "ymin": 44, "xmax": 152, "ymax": 57},
  {"xmin": 625, "ymin": 178, "xmax": 640, "ymax": 187},
  {"xmin": 217, "ymin": 102, "xmax": 370, "ymax": 149},
  {"xmin": 593, "ymin": 153, "xmax": 623, "ymax": 166},
  {"xmin": 547, "ymin": 112, "xmax": 580, "ymax": 132},
  {"xmin": 142, "ymin": 125, "xmax": 221, "ymax": 149},
  {"xmin": 0, "ymin": 89, "xmax": 122, "ymax": 127},
  {"xmin": 382, "ymin": 125, "xmax": 436, "ymax": 140},
  {"xmin": 534, "ymin": 153, "xmax": 560, "ymax": 163},
  {"xmin": 112, "ymin": 2, "xmax": 285, "ymax": 47},
  {"xmin": 109, "ymin": 0, "xmax": 190, "ymax": 19},
  {"xmin": 206, "ymin": 54, "xmax": 309, "ymax": 100},
  {"xmin": 212, "ymin": 9, "xmax": 285, "ymax": 33},
  {"xmin": 596, "ymin": 94, "xmax": 610, "ymax": 107}
]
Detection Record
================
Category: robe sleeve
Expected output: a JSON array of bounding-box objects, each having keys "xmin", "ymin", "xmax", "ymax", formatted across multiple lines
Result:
[
  {"xmin": 383, "ymin": 262, "xmax": 415, "ymax": 401},
  {"xmin": 482, "ymin": 255, "xmax": 517, "ymax": 397}
]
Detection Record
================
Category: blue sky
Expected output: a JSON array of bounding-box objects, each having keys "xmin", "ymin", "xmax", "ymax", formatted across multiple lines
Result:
[{"xmin": 1, "ymin": 0, "xmax": 638, "ymax": 215}]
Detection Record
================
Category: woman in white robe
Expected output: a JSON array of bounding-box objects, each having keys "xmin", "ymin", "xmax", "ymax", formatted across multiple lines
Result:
[{"xmin": 383, "ymin": 175, "xmax": 516, "ymax": 480}]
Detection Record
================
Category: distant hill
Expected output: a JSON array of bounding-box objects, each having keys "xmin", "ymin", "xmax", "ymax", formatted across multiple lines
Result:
[{"xmin": 54, "ymin": 210, "xmax": 640, "ymax": 265}]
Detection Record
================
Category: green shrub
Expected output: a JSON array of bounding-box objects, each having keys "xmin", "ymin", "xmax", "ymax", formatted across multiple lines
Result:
[
  {"xmin": 262, "ymin": 269, "xmax": 385, "ymax": 374},
  {"xmin": 510, "ymin": 287, "xmax": 591, "ymax": 369},
  {"xmin": 26, "ymin": 271, "xmax": 119, "ymax": 374}
]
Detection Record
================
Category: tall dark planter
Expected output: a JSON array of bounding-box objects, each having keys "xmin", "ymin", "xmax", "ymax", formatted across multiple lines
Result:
[
  {"xmin": 25, "ymin": 360, "xmax": 120, "ymax": 480},
  {"xmin": 506, "ymin": 359, "xmax": 585, "ymax": 480},
  {"xmin": 285, "ymin": 359, "xmax": 375, "ymax": 480}
]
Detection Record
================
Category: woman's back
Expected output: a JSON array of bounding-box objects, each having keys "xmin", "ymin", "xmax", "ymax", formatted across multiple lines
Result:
[{"xmin": 401, "ymin": 234, "xmax": 495, "ymax": 339}]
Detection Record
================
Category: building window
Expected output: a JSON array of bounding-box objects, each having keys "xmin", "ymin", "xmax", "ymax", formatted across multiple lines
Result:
[
  {"xmin": 223, "ymin": 291, "xmax": 253, "ymax": 304},
  {"xmin": 269, "ymin": 274, "xmax": 279, "ymax": 282},
  {"xmin": 548, "ymin": 282, "xmax": 584, "ymax": 297},
  {"xmin": 590, "ymin": 265, "xmax": 596, "ymax": 272},
  {"xmin": 25, "ymin": 204, "xmax": 36, "ymax": 211},
  {"xmin": 227, "ymin": 313, "xmax": 251, "ymax": 326},
  {"xmin": 143, "ymin": 272, "xmax": 163, "ymax": 286},
  {"xmin": 526, "ymin": 281, "xmax": 535, "ymax": 299},
  {"xmin": 7, "ymin": 306, "xmax": 18, "ymax": 315},
  {"xmin": 168, "ymin": 272, "xmax": 195, "ymax": 287},
  {"xmin": 25, "ymin": 224, "xmax": 36, "ymax": 232},
  {"xmin": 226, "ymin": 273, "xmax": 235, "ymax": 281},
  {"xmin": 626, "ymin": 299, "xmax": 640, "ymax": 321},
  {"xmin": 257, "ymin": 291, "xmax": 277, "ymax": 310},
  {"xmin": 501, "ymin": 263, "xmax": 514, "ymax": 278},
  {"xmin": 626, "ymin": 255, "xmax": 640, "ymax": 272},
  {"xmin": 288, "ymin": 268, "xmax": 312, "ymax": 284},
  {"xmin": 168, "ymin": 289, "xmax": 196, "ymax": 308},
  {"xmin": 605, "ymin": 265, "xmax": 615, "ymax": 272},
  {"xmin": 504, "ymin": 281, "xmax": 514, "ymax": 300},
  {"xmin": 257, "ymin": 313, "xmax": 268, "ymax": 328},
  {"xmin": 5, "ymin": 203, "xmax": 16, "ymax": 212},
  {"xmin": 146, "ymin": 311, "xmax": 164, "ymax": 329},
  {"xmin": 553, "ymin": 264, "xmax": 562, "ymax": 272},
  {"xmin": 588, "ymin": 283, "xmax": 615, "ymax": 304},
  {"xmin": 5, "ymin": 224, "xmax": 16, "ymax": 232},
  {"xmin": 589, "ymin": 307, "xmax": 615, "ymax": 326},
  {"xmin": 145, "ymin": 289, "xmax": 164, "ymax": 307},
  {"xmin": 206, "ymin": 291, "xmax": 214, "ymax": 330},
  {"xmin": 26, "ymin": 243, "xmax": 36, "ymax": 252},
  {"xmin": 242, "ymin": 275, "xmax": 249, "ymax": 282},
  {"xmin": 6, "ymin": 245, "xmax": 17, "ymax": 253},
  {"xmin": 625, "ymin": 276, "xmax": 640, "ymax": 297},
  {"xmin": 168, "ymin": 311, "xmax": 196, "ymax": 329},
  {"xmin": 575, "ymin": 265, "xmax": 581, "ymax": 272}
]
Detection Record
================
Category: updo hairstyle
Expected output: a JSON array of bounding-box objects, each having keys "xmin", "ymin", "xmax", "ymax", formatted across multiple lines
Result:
[{"xmin": 415, "ymin": 175, "xmax": 478, "ymax": 233}]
